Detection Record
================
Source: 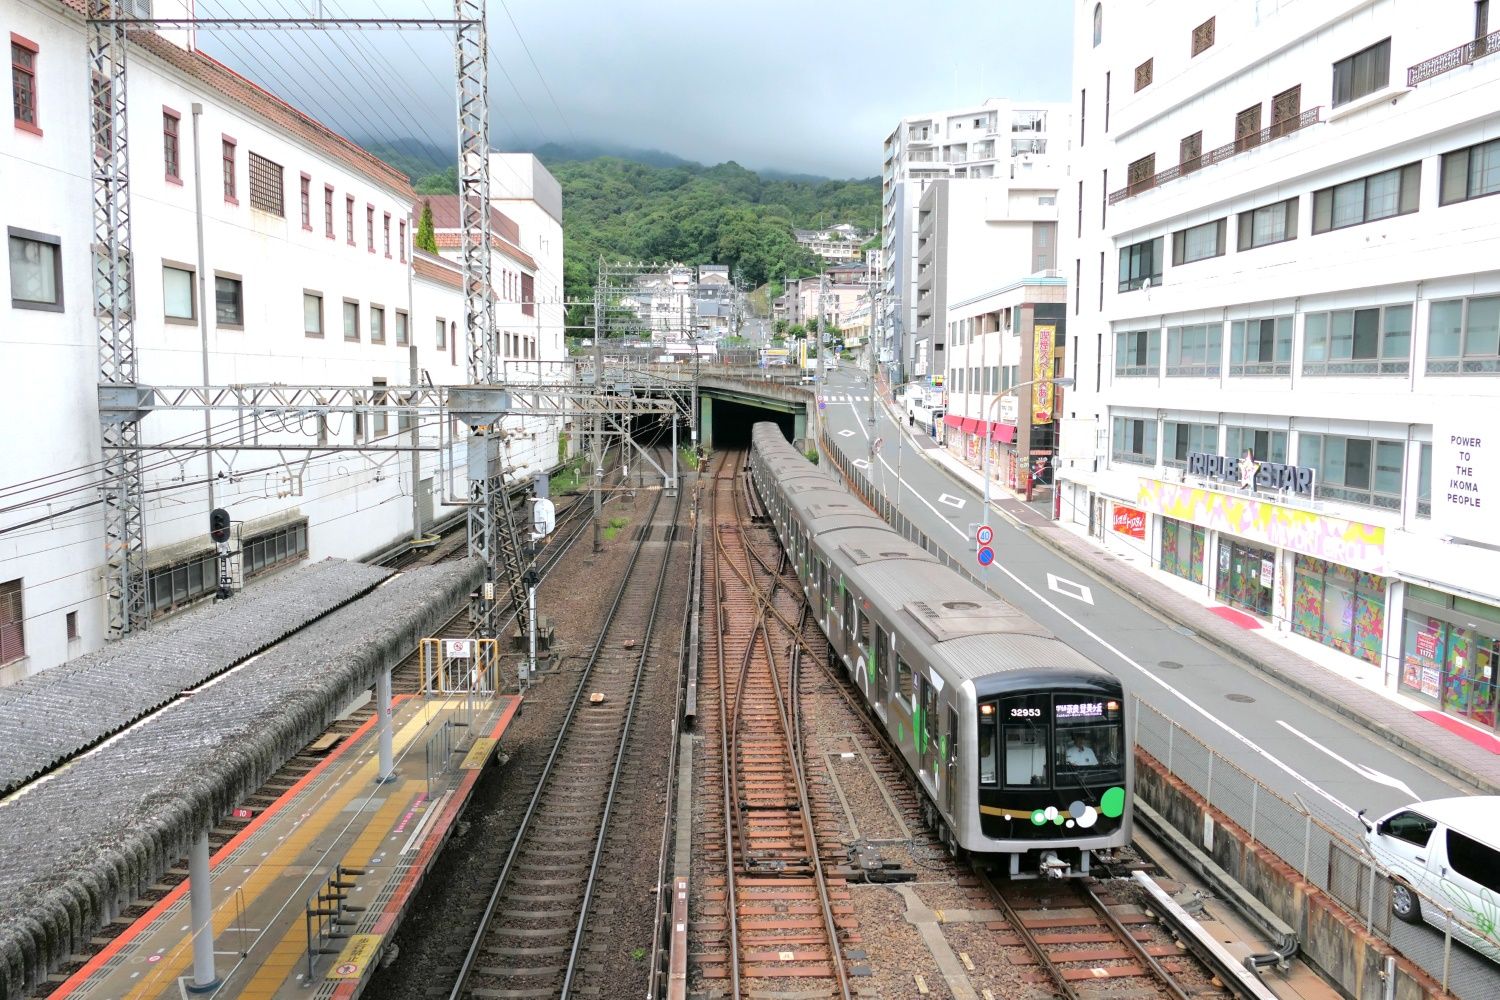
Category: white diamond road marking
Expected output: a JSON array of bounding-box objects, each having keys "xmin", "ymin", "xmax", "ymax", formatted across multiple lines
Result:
[
  {"xmin": 838, "ymin": 428, "xmax": 855, "ymax": 437},
  {"xmin": 937, "ymin": 493, "xmax": 966, "ymax": 509},
  {"xmin": 1046, "ymin": 573, "xmax": 1094, "ymax": 605}
]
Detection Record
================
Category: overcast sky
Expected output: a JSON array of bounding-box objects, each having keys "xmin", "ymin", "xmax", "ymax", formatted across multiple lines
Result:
[{"xmin": 196, "ymin": 1, "xmax": 1074, "ymax": 179}]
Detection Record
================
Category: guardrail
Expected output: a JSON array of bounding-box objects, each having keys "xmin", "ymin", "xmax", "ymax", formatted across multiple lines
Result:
[{"xmin": 1408, "ymin": 31, "xmax": 1500, "ymax": 86}]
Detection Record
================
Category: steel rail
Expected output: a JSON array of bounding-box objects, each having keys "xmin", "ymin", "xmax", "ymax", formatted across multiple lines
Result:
[
  {"xmin": 445, "ymin": 485, "xmax": 666, "ymax": 1000},
  {"xmin": 708, "ymin": 451, "xmax": 743, "ymax": 1000},
  {"xmin": 560, "ymin": 479, "xmax": 684, "ymax": 997}
]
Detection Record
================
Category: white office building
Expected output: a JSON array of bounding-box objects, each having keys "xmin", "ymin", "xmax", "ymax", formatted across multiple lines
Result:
[
  {"xmin": 1057, "ymin": 0, "xmax": 1500, "ymax": 736},
  {"xmin": 881, "ymin": 98, "xmax": 1067, "ymax": 381}
]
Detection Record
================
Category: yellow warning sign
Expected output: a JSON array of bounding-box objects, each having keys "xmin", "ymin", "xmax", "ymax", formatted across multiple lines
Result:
[
  {"xmin": 327, "ymin": 934, "xmax": 382, "ymax": 980},
  {"xmin": 460, "ymin": 737, "xmax": 496, "ymax": 770}
]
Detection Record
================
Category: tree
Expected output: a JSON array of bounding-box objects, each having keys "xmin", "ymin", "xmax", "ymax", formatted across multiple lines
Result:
[
  {"xmin": 806, "ymin": 317, "xmax": 820, "ymax": 334},
  {"xmin": 787, "ymin": 323, "xmax": 807, "ymax": 339},
  {"xmin": 773, "ymin": 318, "xmax": 788, "ymax": 336},
  {"xmin": 416, "ymin": 200, "xmax": 438, "ymax": 254}
]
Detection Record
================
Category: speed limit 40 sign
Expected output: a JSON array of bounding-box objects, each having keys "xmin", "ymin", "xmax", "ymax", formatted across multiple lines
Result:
[{"xmin": 976, "ymin": 524, "xmax": 993, "ymax": 546}]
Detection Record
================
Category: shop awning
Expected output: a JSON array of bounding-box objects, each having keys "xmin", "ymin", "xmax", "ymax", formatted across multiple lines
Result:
[
  {"xmin": 942, "ymin": 413, "xmax": 964, "ymax": 430},
  {"xmin": 961, "ymin": 417, "xmax": 982, "ymax": 435},
  {"xmin": 985, "ymin": 421, "xmax": 1017, "ymax": 444}
]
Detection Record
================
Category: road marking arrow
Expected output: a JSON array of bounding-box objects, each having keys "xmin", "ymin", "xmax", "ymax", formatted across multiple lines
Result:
[{"xmin": 1276, "ymin": 721, "xmax": 1418, "ymax": 799}]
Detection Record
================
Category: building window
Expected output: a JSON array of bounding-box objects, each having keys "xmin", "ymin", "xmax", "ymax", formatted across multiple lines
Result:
[
  {"xmin": 346, "ymin": 196, "xmax": 355, "ymax": 244},
  {"xmin": 1179, "ymin": 131, "xmax": 1202, "ymax": 170},
  {"xmin": 1127, "ymin": 153, "xmax": 1155, "ymax": 189},
  {"xmin": 162, "ymin": 108, "xmax": 181, "ymax": 181},
  {"xmin": 1229, "ymin": 317, "xmax": 1292, "ymax": 375},
  {"xmin": 1191, "ymin": 17, "xmax": 1215, "ymax": 56},
  {"xmin": 12, "ymin": 37, "xmax": 39, "ymax": 134},
  {"xmin": 65, "ymin": 610, "xmax": 78, "ymax": 642},
  {"xmin": 324, "ymin": 185, "xmax": 334, "ymax": 238},
  {"xmin": 1428, "ymin": 295, "xmax": 1500, "ymax": 373},
  {"xmin": 343, "ymin": 299, "xmax": 359, "ymax": 341},
  {"xmin": 1225, "ymin": 426, "xmax": 1288, "ymax": 464},
  {"xmin": 1161, "ymin": 519, "xmax": 1206, "ymax": 584},
  {"xmin": 373, "ymin": 378, "xmax": 388, "ymax": 437},
  {"xmin": 1238, "ymin": 197, "xmax": 1299, "ymax": 250},
  {"xmin": 1134, "ymin": 57, "xmax": 1153, "ymax": 91},
  {"xmin": 1312, "ymin": 163, "xmax": 1421, "ymax": 232},
  {"xmin": 0, "ymin": 579, "xmax": 23, "ymax": 665},
  {"xmin": 1440, "ymin": 138, "xmax": 1500, "ymax": 206},
  {"xmin": 215, "ymin": 274, "xmax": 243, "ymax": 327},
  {"xmin": 222, "ymin": 137, "xmax": 237, "ymax": 202},
  {"xmin": 1298, "ymin": 434, "xmax": 1404, "ymax": 509},
  {"xmin": 371, "ymin": 305, "xmax": 385, "ymax": 344},
  {"xmin": 1112, "ymin": 416, "xmax": 1157, "ymax": 466},
  {"xmin": 395, "ymin": 309, "xmax": 409, "ymax": 346},
  {"xmin": 304, "ymin": 291, "xmax": 323, "ymax": 337},
  {"xmin": 383, "ymin": 213, "xmax": 391, "ymax": 257},
  {"xmin": 1234, "ymin": 103, "xmax": 1263, "ymax": 152},
  {"xmin": 1271, "ymin": 85, "xmax": 1302, "ymax": 134},
  {"xmin": 1114, "ymin": 329, "xmax": 1160, "ymax": 376},
  {"xmin": 1293, "ymin": 556, "xmax": 1387, "ymax": 666},
  {"xmin": 8, "ymin": 228, "xmax": 62, "ymax": 310},
  {"xmin": 1166, "ymin": 323, "xmax": 1223, "ymax": 377},
  {"xmin": 163, "ymin": 264, "xmax": 195, "ymax": 322},
  {"xmin": 1164, "ymin": 420, "xmax": 1217, "ymax": 468},
  {"xmin": 435, "ymin": 316, "xmax": 447, "ymax": 349},
  {"xmin": 300, "ymin": 174, "xmax": 311, "ymax": 229},
  {"xmin": 399, "ymin": 220, "xmax": 407, "ymax": 262},
  {"xmin": 1418, "ymin": 443, "xmax": 1432, "ymax": 518},
  {"xmin": 1093, "ymin": 3, "xmax": 1102, "ymax": 46},
  {"xmin": 1171, "ymin": 219, "xmax": 1226, "ymax": 265},
  {"xmin": 366, "ymin": 205, "xmax": 375, "ymax": 252},
  {"xmin": 247, "ymin": 152, "xmax": 284, "ymax": 216},
  {"xmin": 1332, "ymin": 38, "xmax": 1391, "ymax": 107},
  {"xmin": 521, "ymin": 273, "xmax": 535, "ymax": 316},
  {"xmin": 1117, "ymin": 236, "xmax": 1163, "ymax": 292},
  {"xmin": 1303, "ymin": 305, "xmax": 1412, "ymax": 375}
]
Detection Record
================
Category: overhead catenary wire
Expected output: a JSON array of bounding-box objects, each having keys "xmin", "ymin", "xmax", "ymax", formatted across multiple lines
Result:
[{"xmin": 495, "ymin": 0, "xmax": 577, "ymax": 144}]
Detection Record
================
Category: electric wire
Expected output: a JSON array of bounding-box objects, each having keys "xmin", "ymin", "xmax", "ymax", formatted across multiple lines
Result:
[{"xmin": 495, "ymin": 0, "xmax": 577, "ymax": 144}]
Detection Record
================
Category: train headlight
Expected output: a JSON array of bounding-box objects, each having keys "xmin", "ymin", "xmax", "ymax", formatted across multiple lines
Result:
[
  {"xmin": 1106, "ymin": 700, "xmax": 1119, "ymax": 712},
  {"xmin": 980, "ymin": 703, "xmax": 994, "ymax": 716}
]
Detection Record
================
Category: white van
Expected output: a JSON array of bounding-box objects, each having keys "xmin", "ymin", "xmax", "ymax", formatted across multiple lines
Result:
[{"xmin": 1359, "ymin": 797, "xmax": 1500, "ymax": 963}]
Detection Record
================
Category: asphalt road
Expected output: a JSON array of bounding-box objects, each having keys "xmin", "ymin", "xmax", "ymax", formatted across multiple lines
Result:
[{"xmin": 809, "ymin": 367, "xmax": 1475, "ymax": 833}]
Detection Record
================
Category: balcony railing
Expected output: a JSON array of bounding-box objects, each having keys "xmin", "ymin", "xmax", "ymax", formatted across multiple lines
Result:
[
  {"xmin": 1408, "ymin": 30, "xmax": 1499, "ymax": 86},
  {"xmin": 1108, "ymin": 107, "xmax": 1323, "ymax": 204}
]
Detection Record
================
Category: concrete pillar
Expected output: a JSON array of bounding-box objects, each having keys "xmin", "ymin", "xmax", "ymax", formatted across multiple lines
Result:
[
  {"xmin": 700, "ymin": 396, "xmax": 714, "ymax": 450},
  {"xmin": 187, "ymin": 829, "xmax": 218, "ymax": 992},
  {"xmin": 792, "ymin": 406, "xmax": 806, "ymax": 447},
  {"xmin": 377, "ymin": 667, "xmax": 394, "ymax": 783}
]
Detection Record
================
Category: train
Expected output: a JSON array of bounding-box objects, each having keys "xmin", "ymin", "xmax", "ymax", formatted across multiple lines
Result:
[{"xmin": 748, "ymin": 422, "xmax": 1132, "ymax": 878}]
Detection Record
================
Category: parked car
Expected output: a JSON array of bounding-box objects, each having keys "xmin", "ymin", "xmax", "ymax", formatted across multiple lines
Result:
[{"xmin": 1359, "ymin": 796, "xmax": 1500, "ymax": 963}]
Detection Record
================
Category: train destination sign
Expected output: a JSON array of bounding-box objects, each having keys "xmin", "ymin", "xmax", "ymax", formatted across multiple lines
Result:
[{"xmin": 1187, "ymin": 450, "xmax": 1316, "ymax": 496}]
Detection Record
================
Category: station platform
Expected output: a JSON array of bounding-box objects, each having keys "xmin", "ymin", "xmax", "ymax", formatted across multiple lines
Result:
[{"xmin": 50, "ymin": 690, "xmax": 520, "ymax": 1000}]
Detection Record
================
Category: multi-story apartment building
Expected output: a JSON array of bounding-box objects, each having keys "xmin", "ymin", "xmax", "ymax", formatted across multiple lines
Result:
[
  {"xmin": 793, "ymin": 224, "xmax": 868, "ymax": 263},
  {"xmin": 1057, "ymin": 0, "xmax": 1500, "ymax": 736},
  {"xmin": 784, "ymin": 262, "xmax": 868, "ymax": 330},
  {"xmin": 881, "ymin": 98, "xmax": 1067, "ymax": 381},
  {"xmin": 914, "ymin": 176, "xmax": 1062, "ymax": 386},
  {"xmin": 0, "ymin": 1, "xmax": 565, "ymax": 680}
]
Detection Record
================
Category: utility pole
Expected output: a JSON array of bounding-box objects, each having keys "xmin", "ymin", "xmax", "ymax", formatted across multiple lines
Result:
[
  {"xmin": 592, "ymin": 263, "xmax": 604, "ymax": 552},
  {"xmin": 866, "ymin": 257, "xmax": 878, "ymax": 427}
]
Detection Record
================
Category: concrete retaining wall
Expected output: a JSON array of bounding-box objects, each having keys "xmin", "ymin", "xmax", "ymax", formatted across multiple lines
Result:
[{"xmin": 1136, "ymin": 748, "xmax": 1440, "ymax": 1000}]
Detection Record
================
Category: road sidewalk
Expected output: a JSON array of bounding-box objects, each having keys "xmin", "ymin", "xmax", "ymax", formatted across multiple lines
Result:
[{"xmin": 868, "ymin": 376, "xmax": 1500, "ymax": 797}]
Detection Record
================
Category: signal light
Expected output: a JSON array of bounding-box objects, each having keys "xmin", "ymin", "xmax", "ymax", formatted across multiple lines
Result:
[{"xmin": 210, "ymin": 507, "xmax": 232, "ymax": 545}]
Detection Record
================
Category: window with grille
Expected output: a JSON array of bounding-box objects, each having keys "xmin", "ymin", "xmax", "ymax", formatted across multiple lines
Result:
[
  {"xmin": 215, "ymin": 275, "xmax": 243, "ymax": 326},
  {"xmin": 1226, "ymin": 426, "xmax": 1288, "ymax": 464},
  {"xmin": 9, "ymin": 228, "xmax": 62, "ymax": 309},
  {"xmin": 1332, "ymin": 38, "xmax": 1390, "ymax": 107},
  {"xmin": 12, "ymin": 40, "xmax": 39, "ymax": 131},
  {"xmin": 222, "ymin": 138, "xmax": 236, "ymax": 201},
  {"xmin": 1191, "ymin": 17, "xmax": 1215, "ymax": 56},
  {"xmin": 1134, "ymin": 58, "xmax": 1153, "ymax": 91},
  {"xmin": 1114, "ymin": 329, "xmax": 1159, "ymax": 376},
  {"xmin": 163, "ymin": 110, "xmax": 180, "ymax": 180},
  {"xmin": 149, "ymin": 523, "xmax": 309, "ymax": 614},
  {"xmin": 1271, "ymin": 85, "xmax": 1301, "ymax": 134},
  {"xmin": 247, "ymin": 152, "xmax": 283, "ymax": 215},
  {"xmin": 1303, "ymin": 305, "xmax": 1412, "ymax": 375},
  {"xmin": 1235, "ymin": 104, "xmax": 1263, "ymax": 152},
  {"xmin": 1229, "ymin": 317, "xmax": 1293, "ymax": 375},
  {"xmin": 521, "ymin": 273, "xmax": 535, "ymax": 316},
  {"xmin": 1127, "ymin": 153, "xmax": 1155, "ymax": 189},
  {"xmin": 1164, "ymin": 421, "xmax": 1217, "ymax": 468},
  {"xmin": 1298, "ymin": 434, "xmax": 1403, "ymax": 509},
  {"xmin": 1427, "ymin": 295, "xmax": 1500, "ymax": 373},
  {"xmin": 1166, "ymin": 323, "xmax": 1223, "ymax": 377},
  {"xmin": 1180, "ymin": 131, "xmax": 1202, "ymax": 169},
  {"xmin": 0, "ymin": 579, "xmax": 24, "ymax": 665},
  {"xmin": 1112, "ymin": 416, "xmax": 1157, "ymax": 465}
]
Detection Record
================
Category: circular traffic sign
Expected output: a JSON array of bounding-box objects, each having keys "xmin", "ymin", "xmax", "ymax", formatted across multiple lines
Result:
[
  {"xmin": 976, "ymin": 524, "xmax": 993, "ymax": 546},
  {"xmin": 872, "ymin": 436, "xmax": 884, "ymax": 455},
  {"xmin": 977, "ymin": 545, "xmax": 995, "ymax": 567}
]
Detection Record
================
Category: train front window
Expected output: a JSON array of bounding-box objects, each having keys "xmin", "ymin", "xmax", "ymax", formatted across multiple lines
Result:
[
  {"xmin": 1053, "ymin": 696, "xmax": 1124, "ymax": 784},
  {"xmin": 999, "ymin": 694, "xmax": 1050, "ymax": 788},
  {"xmin": 978, "ymin": 702, "xmax": 998, "ymax": 785}
]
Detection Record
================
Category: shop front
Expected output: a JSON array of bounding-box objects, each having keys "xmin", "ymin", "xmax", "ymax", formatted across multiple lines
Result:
[
  {"xmin": 1159, "ymin": 517, "xmax": 1206, "ymax": 584},
  {"xmin": 1292, "ymin": 556, "xmax": 1387, "ymax": 667},
  {"xmin": 1215, "ymin": 536, "xmax": 1276, "ymax": 618},
  {"xmin": 1399, "ymin": 586, "xmax": 1500, "ymax": 732}
]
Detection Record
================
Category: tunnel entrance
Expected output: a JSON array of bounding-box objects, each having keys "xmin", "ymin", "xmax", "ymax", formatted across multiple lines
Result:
[{"xmin": 704, "ymin": 397, "xmax": 797, "ymax": 449}]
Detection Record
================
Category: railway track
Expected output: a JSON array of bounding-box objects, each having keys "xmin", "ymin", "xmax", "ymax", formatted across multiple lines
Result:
[
  {"xmin": 444, "ymin": 476, "xmax": 684, "ymax": 1000},
  {"xmin": 689, "ymin": 450, "xmax": 852, "ymax": 999}
]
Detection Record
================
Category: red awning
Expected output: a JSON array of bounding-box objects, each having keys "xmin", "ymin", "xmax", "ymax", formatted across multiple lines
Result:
[
  {"xmin": 961, "ymin": 417, "xmax": 982, "ymax": 435},
  {"xmin": 943, "ymin": 413, "xmax": 964, "ymax": 430},
  {"xmin": 986, "ymin": 421, "xmax": 1017, "ymax": 444}
]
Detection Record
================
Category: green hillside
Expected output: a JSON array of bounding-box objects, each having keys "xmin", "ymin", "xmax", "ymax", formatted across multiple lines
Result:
[{"xmin": 413, "ymin": 152, "xmax": 879, "ymax": 336}]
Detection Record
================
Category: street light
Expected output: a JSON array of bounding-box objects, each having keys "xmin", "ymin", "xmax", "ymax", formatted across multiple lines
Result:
[{"xmin": 981, "ymin": 376, "xmax": 1074, "ymax": 516}]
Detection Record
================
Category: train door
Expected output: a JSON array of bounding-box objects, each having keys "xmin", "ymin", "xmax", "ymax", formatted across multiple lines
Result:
[
  {"xmin": 920, "ymin": 677, "xmax": 939, "ymax": 779},
  {"xmin": 870, "ymin": 624, "xmax": 886, "ymax": 696},
  {"xmin": 943, "ymin": 704, "xmax": 958, "ymax": 816},
  {"xmin": 893, "ymin": 656, "xmax": 916, "ymax": 755}
]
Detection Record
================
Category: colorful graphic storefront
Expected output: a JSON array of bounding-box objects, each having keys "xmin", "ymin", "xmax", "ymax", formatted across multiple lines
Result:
[
  {"xmin": 1159, "ymin": 518, "xmax": 1206, "ymax": 584},
  {"xmin": 1291, "ymin": 556, "xmax": 1386, "ymax": 667},
  {"xmin": 1400, "ymin": 586, "xmax": 1500, "ymax": 732},
  {"xmin": 1215, "ymin": 537, "xmax": 1275, "ymax": 618}
]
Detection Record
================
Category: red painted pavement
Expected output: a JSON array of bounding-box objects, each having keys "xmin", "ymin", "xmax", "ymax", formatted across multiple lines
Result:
[
  {"xmin": 1206, "ymin": 605, "xmax": 1263, "ymax": 630},
  {"xmin": 1415, "ymin": 710, "xmax": 1500, "ymax": 754}
]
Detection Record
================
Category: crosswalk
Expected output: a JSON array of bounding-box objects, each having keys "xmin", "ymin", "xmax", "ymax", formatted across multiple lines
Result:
[{"xmin": 820, "ymin": 393, "xmax": 873, "ymax": 402}]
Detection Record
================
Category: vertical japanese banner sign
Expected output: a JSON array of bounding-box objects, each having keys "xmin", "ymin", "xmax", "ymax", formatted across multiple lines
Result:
[{"xmin": 1032, "ymin": 324, "xmax": 1056, "ymax": 424}]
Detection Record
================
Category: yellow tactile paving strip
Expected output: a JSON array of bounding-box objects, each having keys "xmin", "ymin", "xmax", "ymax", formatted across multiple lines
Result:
[{"xmin": 55, "ymin": 694, "xmax": 516, "ymax": 1000}]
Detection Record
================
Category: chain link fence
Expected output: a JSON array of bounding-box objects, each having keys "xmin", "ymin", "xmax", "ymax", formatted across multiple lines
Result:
[
  {"xmin": 1135, "ymin": 697, "xmax": 1495, "ymax": 998},
  {"xmin": 817, "ymin": 432, "xmax": 1498, "ymax": 998}
]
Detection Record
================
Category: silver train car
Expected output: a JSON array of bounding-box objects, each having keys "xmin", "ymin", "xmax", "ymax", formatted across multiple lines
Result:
[{"xmin": 748, "ymin": 422, "xmax": 1131, "ymax": 878}]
